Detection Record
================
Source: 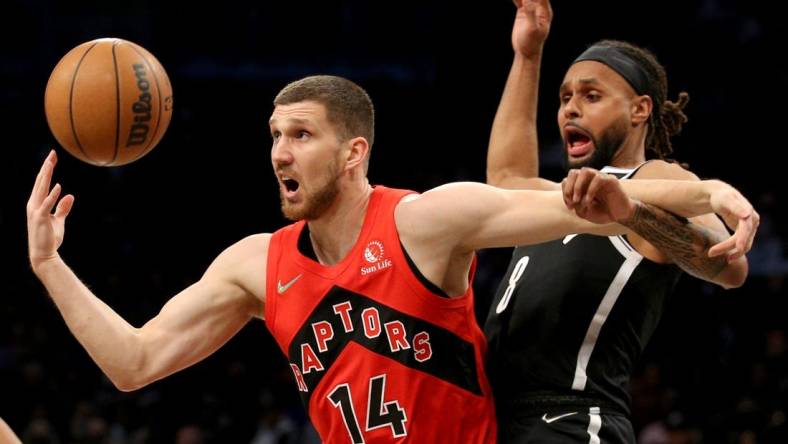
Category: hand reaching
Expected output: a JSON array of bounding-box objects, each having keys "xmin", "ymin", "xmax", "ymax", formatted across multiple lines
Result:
[
  {"xmin": 26, "ymin": 150, "xmax": 75, "ymax": 271},
  {"xmin": 705, "ymin": 180, "xmax": 759, "ymax": 261},
  {"xmin": 512, "ymin": 0, "xmax": 553, "ymax": 58}
]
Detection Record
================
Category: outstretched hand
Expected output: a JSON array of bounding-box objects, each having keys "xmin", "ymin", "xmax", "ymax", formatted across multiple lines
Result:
[
  {"xmin": 512, "ymin": 0, "xmax": 553, "ymax": 58},
  {"xmin": 705, "ymin": 181, "xmax": 760, "ymax": 261},
  {"xmin": 26, "ymin": 150, "xmax": 75, "ymax": 271},
  {"xmin": 561, "ymin": 167, "xmax": 636, "ymax": 225}
]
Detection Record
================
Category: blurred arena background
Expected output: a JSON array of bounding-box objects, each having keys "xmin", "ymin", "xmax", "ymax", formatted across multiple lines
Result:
[{"xmin": 1, "ymin": 0, "xmax": 786, "ymax": 442}]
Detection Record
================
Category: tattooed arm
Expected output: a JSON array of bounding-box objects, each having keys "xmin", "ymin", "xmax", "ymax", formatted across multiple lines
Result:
[
  {"xmin": 619, "ymin": 202, "xmax": 743, "ymax": 287},
  {"xmin": 628, "ymin": 161, "xmax": 749, "ymax": 289},
  {"xmin": 563, "ymin": 162, "xmax": 752, "ymax": 289}
]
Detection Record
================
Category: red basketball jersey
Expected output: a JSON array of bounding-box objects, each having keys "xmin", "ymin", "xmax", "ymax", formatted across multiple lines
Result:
[{"xmin": 265, "ymin": 186, "xmax": 496, "ymax": 443}]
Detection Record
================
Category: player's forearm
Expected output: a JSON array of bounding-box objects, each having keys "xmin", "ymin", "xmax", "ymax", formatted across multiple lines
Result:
[
  {"xmin": 487, "ymin": 53, "xmax": 542, "ymax": 186},
  {"xmin": 466, "ymin": 189, "xmax": 622, "ymax": 249},
  {"xmin": 620, "ymin": 179, "xmax": 723, "ymax": 218},
  {"xmin": 620, "ymin": 202, "xmax": 746, "ymax": 287},
  {"xmin": 32, "ymin": 257, "xmax": 145, "ymax": 390}
]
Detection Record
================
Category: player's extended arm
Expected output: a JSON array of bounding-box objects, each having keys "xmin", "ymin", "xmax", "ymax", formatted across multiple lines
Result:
[
  {"xmin": 563, "ymin": 167, "xmax": 758, "ymax": 287},
  {"xmin": 487, "ymin": 0, "xmax": 556, "ymax": 190},
  {"xmin": 402, "ymin": 173, "xmax": 752, "ymax": 254},
  {"xmin": 622, "ymin": 162, "xmax": 752, "ymax": 287},
  {"xmin": 398, "ymin": 182, "xmax": 615, "ymax": 254},
  {"xmin": 395, "ymin": 181, "xmax": 618, "ymax": 297},
  {"xmin": 395, "ymin": 170, "xmax": 753, "ymax": 295},
  {"xmin": 27, "ymin": 151, "xmax": 266, "ymax": 391}
]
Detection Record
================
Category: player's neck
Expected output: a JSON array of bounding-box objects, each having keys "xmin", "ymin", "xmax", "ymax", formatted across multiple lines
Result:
[
  {"xmin": 307, "ymin": 179, "xmax": 373, "ymax": 265},
  {"xmin": 610, "ymin": 130, "xmax": 647, "ymax": 168}
]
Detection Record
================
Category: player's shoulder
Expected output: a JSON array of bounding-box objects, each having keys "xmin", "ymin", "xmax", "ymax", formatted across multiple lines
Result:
[
  {"xmin": 198, "ymin": 233, "xmax": 270, "ymax": 297},
  {"xmin": 396, "ymin": 182, "xmax": 471, "ymax": 212},
  {"xmin": 232, "ymin": 233, "xmax": 272, "ymax": 251},
  {"xmin": 214, "ymin": 233, "xmax": 272, "ymax": 268},
  {"xmin": 631, "ymin": 159, "xmax": 700, "ymax": 181},
  {"xmin": 393, "ymin": 182, "xmax": 485, "ymax": 239}
]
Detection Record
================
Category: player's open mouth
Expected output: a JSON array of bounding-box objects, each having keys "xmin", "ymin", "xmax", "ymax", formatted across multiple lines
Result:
[
  {"xmin": 564, "ymin": 125, "xmax": 593, "ymax": 158},
  {"xmin": 280, "ymin": 175, "xmax": 301, "ymax": 201},
  {"xmin": 283, "ymin": 176, "xmax": 300, "ymax": 193}
]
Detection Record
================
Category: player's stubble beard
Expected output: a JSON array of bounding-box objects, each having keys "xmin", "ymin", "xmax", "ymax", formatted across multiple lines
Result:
[
  {"xmin": 280, "ymin": 156, "xmax": 342, "ymax": 222},
  {"xmin": 564, "ymin": 117, "xmax": 629, "ymax": 171}
]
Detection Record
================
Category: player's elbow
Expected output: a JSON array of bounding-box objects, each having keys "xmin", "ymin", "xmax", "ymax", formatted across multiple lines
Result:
[
  {"xmin": 717, "ymin": 259, "xmax": 748, "ymax": 289},
  {"xmin": 102, "ymin": 365, "xmax": 152, "ymax": 392},
  {"xmin": 108, "ymin": 366, "xmax": 158, "ymax": 392},
  {"xmin": 108, "ymin": 335, "xmax": 158, "ymax": 392},
  {"xmin": 112, "ymin": 376, "xmax": 145, "ymax": 392}
]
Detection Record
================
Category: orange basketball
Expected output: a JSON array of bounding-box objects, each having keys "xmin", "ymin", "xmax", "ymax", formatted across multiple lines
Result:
[{"xmin": 44, "ymin": 38, "xmax": 173, "ymax": 166}]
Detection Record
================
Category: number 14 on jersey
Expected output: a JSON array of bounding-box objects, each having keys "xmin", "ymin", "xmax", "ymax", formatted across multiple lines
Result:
[{"xmin": 328, "ymin": 374, "xmax": 407, "ymax": 443}]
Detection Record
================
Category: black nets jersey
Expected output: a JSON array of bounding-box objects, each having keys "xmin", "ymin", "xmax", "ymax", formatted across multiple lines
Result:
[{"xmin": 484, "ymin": 165, "xmax": 683, "ymax": 415}]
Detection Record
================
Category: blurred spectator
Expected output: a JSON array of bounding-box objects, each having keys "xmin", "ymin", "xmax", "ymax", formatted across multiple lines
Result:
[
  {"xmin": 747, "ymin": 193, "xmax": 788, "ymax": 288},
  {"xmin": 175, "ymin": 424, "xmax": 204, "ymax": 444}
]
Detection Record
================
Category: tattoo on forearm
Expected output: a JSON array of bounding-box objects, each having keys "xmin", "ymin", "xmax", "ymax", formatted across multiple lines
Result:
[{"xmin": 621, "ymin": 203, "xmax": 728, "ymax": 280}]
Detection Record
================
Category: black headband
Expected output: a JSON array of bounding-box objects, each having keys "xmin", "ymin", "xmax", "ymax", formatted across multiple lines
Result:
[{"xmin": 573, "ymin": 45, "xmax": 650, "ymax": 97}]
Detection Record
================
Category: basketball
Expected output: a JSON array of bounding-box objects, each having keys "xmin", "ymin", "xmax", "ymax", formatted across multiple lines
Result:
[{"xmin": 44, "ymin": 38, "xmax": 173, "ymax": 166}]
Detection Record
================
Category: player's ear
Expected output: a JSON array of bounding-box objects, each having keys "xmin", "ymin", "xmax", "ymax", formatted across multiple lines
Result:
[
  {"xmin": 631, "ymin": 95, "xmax": 652, "ymax": 126},
  {"xmin": 344, "ymin": 137, "xmax": 369, "ymax": 172}
]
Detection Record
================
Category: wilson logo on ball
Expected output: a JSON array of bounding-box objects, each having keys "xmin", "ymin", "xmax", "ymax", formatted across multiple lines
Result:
[{"xmin": 127, "ymin": 63, "xmax": 152, "ymax": 147}]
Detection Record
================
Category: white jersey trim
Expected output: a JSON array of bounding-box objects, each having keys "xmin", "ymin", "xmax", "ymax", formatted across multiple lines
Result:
[
  {"xmin": 600, "ymin": 162, "xmax": 647, "ymax": 179},
  {"xmin": 587, "ymin": 406, "xmax": 602, "ymax": 444},
  {"xmin": 571, "ymin": 243, "xmax": 643, "ymax": 390}
]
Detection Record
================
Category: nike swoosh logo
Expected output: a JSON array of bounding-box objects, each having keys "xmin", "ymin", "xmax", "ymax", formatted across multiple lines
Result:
[
  {"xmin": 277, "ymin": 274, "xmax": 302, "ymax": 294},
  {"xmin": 541, "ymin": 411, "xmax": 578, "ymax": 424}
]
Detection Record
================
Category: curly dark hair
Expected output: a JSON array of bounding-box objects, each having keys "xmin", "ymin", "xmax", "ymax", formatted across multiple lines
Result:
[{"xmin": 592, "ymin": 40, "xmax": 689, "ymax": 161}]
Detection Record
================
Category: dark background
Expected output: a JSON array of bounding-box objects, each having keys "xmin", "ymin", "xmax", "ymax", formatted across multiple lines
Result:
[{"xmin": 1, "ymin": 1, "xmax": 786, "ymax": 443}]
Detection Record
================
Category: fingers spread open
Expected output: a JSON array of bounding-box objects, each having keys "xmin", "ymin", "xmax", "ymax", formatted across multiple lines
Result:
[
  {"xmin": 41, "ymin": 183, "xmax": 62, "ymax": 214},
  {"xmin": 30, "ymin": 150, "xmax": 57, "ymax": 206},
  {"xmin": 54, "ymin": 194, "xmax": 75, "ymax": 221}
]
